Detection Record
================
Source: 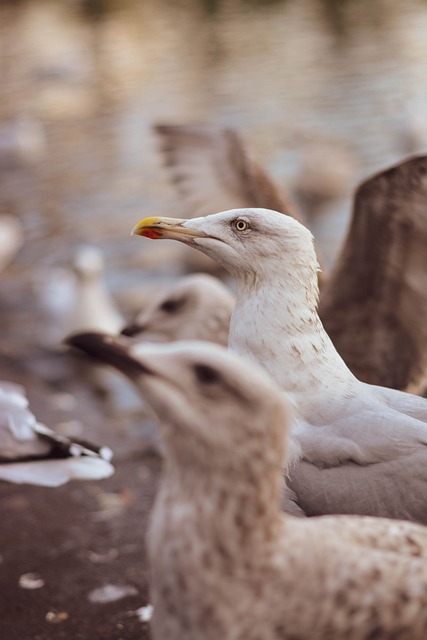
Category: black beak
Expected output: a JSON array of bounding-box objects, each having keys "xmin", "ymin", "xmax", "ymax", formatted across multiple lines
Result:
[
  {"xmin": 64, "ymin": 331, "xmax": 153, "ymax": 378},
  {"xmin": 120, "ymin": 323, "xmax": 142, "ymax": 338}
]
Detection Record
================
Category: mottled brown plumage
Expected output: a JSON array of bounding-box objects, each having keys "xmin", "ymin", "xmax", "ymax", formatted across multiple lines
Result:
[
  {"xmin": 155, "ymin": 123, "xmax": 296, "ymax": 218},
  {"xmin": 67, "ymin": 333, "xmax": 427, "ymax": 640},
  {"xmin": 320, "ymin": 155, "xmax": 427, "ymax": 393}
]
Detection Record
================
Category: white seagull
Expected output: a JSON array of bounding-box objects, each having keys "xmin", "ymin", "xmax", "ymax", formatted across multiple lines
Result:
[
  {"xmin": 69, "ymin": 244, "xmax": 124, "ymax": 336},
  {"xmin": 154, "ymin": 133, "xmax": 427, "ymax": 394},
  {"xmin": 0, "ymin": 381, "xmax": 113, "ymax": 486},
  {"xmin": 131, "ymin": 208, "xmax": 427, "ymax": 522},
  {"xmin": 66, "ymin": 333, "xmax": 427, "ymax": 640}
]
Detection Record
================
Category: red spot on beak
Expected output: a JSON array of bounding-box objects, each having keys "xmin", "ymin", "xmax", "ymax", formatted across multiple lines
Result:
[{"xmin": 144, "ymin": 229, "xmax": 163, "ymax": 239}]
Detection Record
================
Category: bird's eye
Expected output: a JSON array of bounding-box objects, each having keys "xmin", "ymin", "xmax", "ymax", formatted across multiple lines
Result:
[
  {"xmin": 234, "ymin": 219, "xmax": 249, "ymax": 232},
  {"xmin": 159, "ymin": 298, "xmax": 185, "ymax": 314},
  {"xmin": 194, "ymin": 364, "xmax": 220, "ymax": 385}
]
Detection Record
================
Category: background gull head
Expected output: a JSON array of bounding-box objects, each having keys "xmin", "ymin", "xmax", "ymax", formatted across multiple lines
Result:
[{"xmin": 121, "ymin": 273, "xmax": 234, "ymax": 346}]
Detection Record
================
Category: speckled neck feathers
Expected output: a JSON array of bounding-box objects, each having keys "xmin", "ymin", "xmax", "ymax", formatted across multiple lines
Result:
[{"xmin": 228, "ymin": 238, "xmax": 357, "ymax": 405}]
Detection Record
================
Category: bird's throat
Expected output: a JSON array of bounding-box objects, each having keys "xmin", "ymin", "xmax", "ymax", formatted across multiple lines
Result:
[{"xmin": 229, "ymin": 279, "xmax": 355, "ymax": 400}]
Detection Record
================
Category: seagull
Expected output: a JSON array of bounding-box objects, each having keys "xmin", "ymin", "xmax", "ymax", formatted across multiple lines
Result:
[
  {"xmin": 69, "ymin": 244, "xmax": 124, "ymax": 336},
  {"xmin": 0, "ymin": 381, "xmax": 114, "ymax": 486},
  {"xmin": 121, "ymin": 273, "xmax": 234, "ymax": 347},
  {"xmin": 154, "ymin": 130, "xmax": 427, "ymax": 393},
  {"xmin": 65, "ymin": 333, "xmax": 427, "ymax": 640},
  {"xmin": 132, "ymin": 207, "xmax": 427, "ymax": 522}
]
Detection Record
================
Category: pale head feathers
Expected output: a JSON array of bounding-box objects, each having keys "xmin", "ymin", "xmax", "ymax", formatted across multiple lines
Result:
[
  {"xmin": 66, "ymin": 333, "xmax": 290, "ymax": 484},
  {"xmin": 182, "ymin": 208, "xmax": 320, "ymax": 295},
  {"xmin": 122, "ymin": 274, "xmax": 234, "ymax": 346}
]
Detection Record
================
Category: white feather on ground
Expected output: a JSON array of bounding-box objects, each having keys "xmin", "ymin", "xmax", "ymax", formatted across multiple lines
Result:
[
  {"xmin": 132, "ymin": 208, "xmax": 427, "ymax": 522},
  {"xmin": 0, "ymin": 381, "xmax": 113, "ymax": 486},
  {"xmin": 65, "ymin": 334, "xmax": 427, "ymax": 640}
]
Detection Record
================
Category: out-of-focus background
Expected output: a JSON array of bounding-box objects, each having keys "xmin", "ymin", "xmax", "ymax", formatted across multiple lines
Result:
[{"xmin": 1, "ymin": 1, "xmax": 427, "ymax": 638}]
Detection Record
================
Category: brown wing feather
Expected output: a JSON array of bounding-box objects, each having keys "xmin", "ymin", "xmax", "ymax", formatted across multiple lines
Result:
[
  {"xmin": 154, "ymin": 123, "xmax": 297, "ymax": 219},
  {"xmin": 319, "ymin": 155, "xmax": 427, "ymax": 392}
]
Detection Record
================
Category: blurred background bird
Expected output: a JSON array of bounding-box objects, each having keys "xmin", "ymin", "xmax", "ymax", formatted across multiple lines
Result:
[{"xmin": 0, "ymin": 380, "xmax": 113, "ymax": 486}]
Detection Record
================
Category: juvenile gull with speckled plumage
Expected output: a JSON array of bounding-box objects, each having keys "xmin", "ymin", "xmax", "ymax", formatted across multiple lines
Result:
[
  {"xmin": 132, "ymin": 208, "xmax": 427, "ymax": 522},
  {"xmin": 67, "ymin": 333, "xmax": 427, "ymax": 640}
]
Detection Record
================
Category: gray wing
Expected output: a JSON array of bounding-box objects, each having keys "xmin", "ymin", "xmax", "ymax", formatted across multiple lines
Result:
[
  {"xmin": 288, "ymin": 450, "xmax": 427, "ymax": 523},
  {"xmin": 369, "ymin": 382, "xmax": 427, "ymax": 422},
  {"xmin": 154, "ymin": 123, "xmax": 296, "ymax": 218},
  {"xmin": 282, "ymin": 482, "xmax": 306, "ymax": 518},
  {"xmin": 319, "ymin": 155, "xmax": 427, "ymax": 393}
]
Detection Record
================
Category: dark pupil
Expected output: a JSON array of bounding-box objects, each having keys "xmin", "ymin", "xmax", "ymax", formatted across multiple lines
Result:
[
  {"xmin": 237, "ymin": 221, "xmax": 245, "ymax": 229},
  {"xmin": 194, "ymin": 364, "xmax": 219, "ymax": 385},
  {"xmin": 159, "ymin": 298, "xmax": 184, "ymax": 313}
]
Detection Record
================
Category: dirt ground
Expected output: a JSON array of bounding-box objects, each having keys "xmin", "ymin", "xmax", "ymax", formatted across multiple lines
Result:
[{"xmin": 0, "ymin": 350, "xmax": 161, "ymax": 640}]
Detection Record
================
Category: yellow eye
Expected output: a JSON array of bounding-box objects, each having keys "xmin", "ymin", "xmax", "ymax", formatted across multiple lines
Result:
[{"xmin": 234, "ymin": 219, "xmax": 249, "ymax": 232}]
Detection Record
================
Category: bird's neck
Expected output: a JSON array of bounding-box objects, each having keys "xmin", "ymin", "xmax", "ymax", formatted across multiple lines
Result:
[
  {"xmin": 148, "ymin": 465, "xmax": 283, "ymax": 639},
  {"xmin": 229, "ymin": 266, "xmax": 357, "ymax": 401},
  {"xmin": 149, "ymin": 461, "xmax": 282, "ymax": 564}
]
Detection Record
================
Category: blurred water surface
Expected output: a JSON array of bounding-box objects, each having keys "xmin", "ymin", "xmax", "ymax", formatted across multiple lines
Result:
[{"xmin": 1, "ymin": 0, "xmax": 427, "ymax": 349}]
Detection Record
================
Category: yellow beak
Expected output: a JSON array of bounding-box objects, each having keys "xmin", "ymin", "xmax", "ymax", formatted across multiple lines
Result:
[{"xmin": 131, "ymin": 217, "xmax": 207, "ymax": 240}]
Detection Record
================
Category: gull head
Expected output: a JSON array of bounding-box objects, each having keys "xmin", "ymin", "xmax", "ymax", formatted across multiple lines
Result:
[
  {"xmin": 65, "ymin": 332, "xmax": 289, "ymax": 475},
  {"xmin": 132, "ymin": 208, "xmax": 318, "ymax": 285},
  {"xmin": 121, "ymin": 274, "xmax": 234, "ymax": 345}
]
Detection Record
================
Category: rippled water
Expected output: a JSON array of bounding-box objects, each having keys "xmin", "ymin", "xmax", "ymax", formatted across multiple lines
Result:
[{"xmin": 1, "ymin": 0, "xmax": 427, "ymax": 350}]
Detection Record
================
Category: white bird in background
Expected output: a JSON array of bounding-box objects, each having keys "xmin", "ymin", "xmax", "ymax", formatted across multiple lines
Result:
[
  {"xmin": 36, "ymin": 244, "xmax": 123, "ymax": 349},
  {"xmin": 132, "ymin": 208, "xmax": 427, "ymax": 522},
  {"xmin": 69, "ymin": 244, "xmax": 124, "ymax": 336},
  {"xmin": 66, "ymin": 333, "xmax": 427, "ymax": 640},
  {"xmin": 0, "ymin": 381, "xmax": 113, "ymax": 487},
  {"xmin": 121, "ymin": 273, "xmax": 234, "ymax": 347}
]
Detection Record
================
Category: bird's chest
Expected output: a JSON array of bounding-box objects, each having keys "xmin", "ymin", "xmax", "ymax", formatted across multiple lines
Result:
[{"xmin": 229, "ymin": 314, "xmax": 325, "ymax": 394}]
